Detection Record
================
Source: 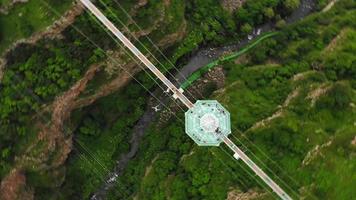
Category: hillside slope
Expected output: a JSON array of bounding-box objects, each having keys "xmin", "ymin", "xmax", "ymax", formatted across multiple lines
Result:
[{"xmin": 102, "ymin": 1, "xmax": 355, "ymax": 199}]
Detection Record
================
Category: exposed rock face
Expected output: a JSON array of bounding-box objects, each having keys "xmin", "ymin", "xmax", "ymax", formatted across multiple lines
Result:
[
  {"xmin": 227, "ymin": 189, "xmax": 265, "ymax": 200},
  {"xmin": 306, "ymin": 83, "xmax": 331, "ymax": 107},
  {"xmin": 352, "ymin": 136, "xmax": 356, "ymax": 147},
  {"xmin": 0, "ymin": 169, "xmax": 33, "ymax": 200},
  {"xmin": 220, "ymin": 0, "xmax": 246, "ymax": 13},
  {"xmin": 137, "ymin": 0, "xmax": 148, "ymax": 8},
  {"xmin": 302, "ymin": 138, "xmax": 334, "ymax": 166}
]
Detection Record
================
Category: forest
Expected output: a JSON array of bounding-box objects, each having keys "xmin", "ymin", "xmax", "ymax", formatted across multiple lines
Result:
[{"xmin": 0, "ymin": 0, "xmax": 355, "ymax": 199}]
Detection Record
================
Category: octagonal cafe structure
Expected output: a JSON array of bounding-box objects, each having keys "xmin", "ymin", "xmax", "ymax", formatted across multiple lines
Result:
[{"xmin": 185, "ymin": 100, "xmax": 231, "ymax": 146}]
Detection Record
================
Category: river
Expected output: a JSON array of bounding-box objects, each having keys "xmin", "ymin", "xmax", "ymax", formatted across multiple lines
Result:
[{"xmin": 91, "ymin": 0, "xmax": 316, "ymax": 199}]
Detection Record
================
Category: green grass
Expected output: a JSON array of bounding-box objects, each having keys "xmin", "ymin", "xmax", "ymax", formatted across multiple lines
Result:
[
  {"xmin": 239, "ymin": 79, "xmax": 356, "ymax": 199},
  {"xmin": 0, "ymin": 0, "xmax": 11, "ymax": 7},
  {"xmin": 0, "ymin": 0, "xmax": 72, "ymax": 54}
]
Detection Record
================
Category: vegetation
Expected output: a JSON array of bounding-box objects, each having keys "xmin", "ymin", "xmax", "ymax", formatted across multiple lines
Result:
[
  {"xmin": 55, "ymin": 0, "xmax": 308, "ymax": 198},
  {"xmin": 180, "ymin": 32, "xmax": 279, "ymax": 89},
  {"xmin": 0, "ymin": 0, "xmax": 72, "ymax": 53},
  {"xmin": 55, "ymin": 82, "xmax": 148, "ymax": 199},
  {"xmin": 0, "ymin": 0, "xmax": 355, "ymax": 199},
  {"xmin": 104, "ymin": 0, "xmax": 355, "ymax": 199},
  {"xmin": 0, "ymin": 43, "xmax": 91, "ymax": 178}
]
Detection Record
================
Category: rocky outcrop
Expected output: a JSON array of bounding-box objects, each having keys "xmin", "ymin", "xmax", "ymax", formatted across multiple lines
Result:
[
  {"xmin": 302, "ymin": 137, "xmax": 334, "ymax": 166},
  {"xmin": 306, "ymin": 83, "xmax": 331, "ymax": 107},
  {"xmin": 227, "ymin": 189, "xmax": 266, "ymax": 200},
  {"xmin": 0, "ymin": 169, "xmax": 33, "ymax": 200},
  {"xmin": 220, "ymin": 0, "xmax": 246, "ymax": 13}
]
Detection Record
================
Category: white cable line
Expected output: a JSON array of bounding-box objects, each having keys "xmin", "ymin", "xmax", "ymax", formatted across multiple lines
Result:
[
  {"xmin": 219, "ymin": 147, "xmax": 277, "ymax": 199},
  {"xmin": 228, "ymin": 133, "xmax": 300, "ymax": 199},
  {"xmin": 38, "ymin": 1, "xmax": 300, "ymax": 198},
  {"xmin": 76, "ymin": 150, "xmax": 136, "ymax": 199},
  {"xmin": 236, "ymin": 128, "xmax": 307, "ymax": 189},
  {"xmin": 231, "ymin": 128, "xmax": 318, "ymax": 200},
  {"xmin": 38, "ymin": 0, "xmax": 195, "ymax": 198},
  {"xmin": 84, "ymin": 9, "xmax": 187, "ymax": 113},
  {"xmin": 97, "ymin": 4, "xmax": 313, "ymax": 196},
  {"xmin": 36, "ymin": 1, "xmax": 190, "ymax": 197},
  {"xmin": 229, "ymin": 132, "xmax": 302, "ymax": 198},
  {"xmin": 78, "ymin": 1, "xmax": 298, "ymax": 198},
  {"xmin": 76, "ymin": 152, "xmax": 126, "ymax": 198},
  {"xmin": 113, "ymin": 3, "xmax": 308, "ymax": 194},
  {"xmin": 80, "ymin": 0, "xmax": 194, "ymax": 108},
  {"xmin": 74, "ymin": 143, "xmax": 133, "ymax": 198},
  {"xmin": 5, "ymin": 1, "xmax": 188, "ymax": 198},
  {"xmin": 103, "ymin": 0, "xmax": 205, "ymax": 100},
  {"xmin": 209, "ymin": 148, "xmax": 250, "ymax": 189}
]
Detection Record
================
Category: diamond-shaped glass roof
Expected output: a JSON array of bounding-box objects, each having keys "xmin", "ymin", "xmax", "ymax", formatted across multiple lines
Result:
[{"xmin": 185, "ymin": 100, "xmax": 231, "ymax": 146}]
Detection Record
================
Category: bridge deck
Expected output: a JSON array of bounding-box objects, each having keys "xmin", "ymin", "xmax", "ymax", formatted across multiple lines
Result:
[
  {"xmin": 80, "ymin": 1, "xmax": 292, "ymax": 199},
  {"xmin": 80, "ymin": 0, "xmax": 194, "ymax": 109}
]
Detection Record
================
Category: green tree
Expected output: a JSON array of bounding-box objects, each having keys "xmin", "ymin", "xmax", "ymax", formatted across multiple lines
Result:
[
  {"xmin": 18, "ymin": 20, "xmax": 34, "ymax": 37},
  {"xmin": 79, "ymin": 118, "xmax": 100, "ymax": 136},
  {"xmin": 284, "ymin": 0, "xmax": 300, "ymax": 11},
  {"xmin": 264, "ymin": 7, "xmax": 275, "ymax": 19},
  {"xmin": 276, "ymin": 19, "xmax": 286, "ymax": 29},
  {"xmin": 316, "ymin": 83, "xmax": 352, "ymax": 110},
  {"xmin": 241, "ymin": 23, "xmax": 252, "ymax": 34}
]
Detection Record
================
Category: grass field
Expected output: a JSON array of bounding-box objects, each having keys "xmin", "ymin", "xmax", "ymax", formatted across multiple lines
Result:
[
  {"xmin": 0, "ymin": 0, "xmax": 72, "ymax": 54},
  {"xmin": 0, "ymin": 0, "xmax": 11, "ymax": 6},
  {"xmin": 216, "ymin": 66, "xmax": 355, "ymax": 198}
]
